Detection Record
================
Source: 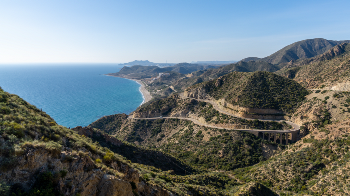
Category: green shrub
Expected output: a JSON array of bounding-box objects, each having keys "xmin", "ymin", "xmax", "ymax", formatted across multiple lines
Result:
[
  {"xmin": 142, "ymin": 174, "xmax": 150, "ymax": 181},
  {"xmin": 95, "ymin": 158, "xmax": 102, "ymax": 163},
  {"xmin": 103, "ymin": 152, "xmax": 115, "ymax": 163},
  {"xmin": 346, "ymin": 98, "xmax": 350, "ymax": 103},
  {"xmin": 0, "ymin": 106, "xmax": 11, "ymax": 114}
]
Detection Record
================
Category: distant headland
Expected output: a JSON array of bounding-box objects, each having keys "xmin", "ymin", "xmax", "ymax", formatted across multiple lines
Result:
[{"xmin": 118, "ymin": 60, "xmax": 176, "ymax": 67}]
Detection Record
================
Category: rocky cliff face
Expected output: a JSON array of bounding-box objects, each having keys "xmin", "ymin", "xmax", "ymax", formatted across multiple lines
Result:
[
  {"xmin": 132, "ymin": 111, "xmax": 162, "ymax": 118},
  {"xmin": 317, "ymin": 43, "xmax": 348, "ymax": 61},
  {"xmin": 331, "ymin": 82, "xmax": 350, "ymax": 91},
  {"xmin": 183, "ymin": 86, "xmax": 209, "ymax": 100},
  {"xmin": 0, "ymin": 145, "xmax": 172, "ymax": 196}
]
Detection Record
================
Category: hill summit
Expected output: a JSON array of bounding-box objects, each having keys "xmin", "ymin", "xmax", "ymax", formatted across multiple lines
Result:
[{"xmin": 184, "ymin": 71, "xmax": 309, "ymax": 113}]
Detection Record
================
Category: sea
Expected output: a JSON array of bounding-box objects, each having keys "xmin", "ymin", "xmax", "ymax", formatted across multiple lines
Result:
[{"xmin": 0, "ymin": 64, "xmax": 143, "ymax": 128}]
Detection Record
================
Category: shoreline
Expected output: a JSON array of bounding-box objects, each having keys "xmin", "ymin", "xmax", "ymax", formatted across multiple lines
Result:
[{"xmin": 105, "ymin": 75, "xmax": 152, "ymax": 106}]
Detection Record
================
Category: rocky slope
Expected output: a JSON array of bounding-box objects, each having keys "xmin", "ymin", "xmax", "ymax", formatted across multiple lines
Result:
[
  {"xmin": 277, "ymin": 43, "xmax": 350, "ymax": 89},
  {"xmin": 233, "ymin": 118, "xmax": 350, "ymax": 195}
]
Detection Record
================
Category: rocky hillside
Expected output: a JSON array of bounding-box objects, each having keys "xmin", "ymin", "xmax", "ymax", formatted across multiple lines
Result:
[
  {"xmin": 242, "ymin": 38, "xmax": 350, "ymax": 65},
  {"xmin": 230, "ymin": 89, "xmax": 350, "ymax": 195},
  {"xmin": 290, "ymin": 90, "xmax": 350, "ymax": 128},
  {"xmin": 184, "ymin": 71, "xmax": 309, "ymax": 114},
  {"xmin": 233, "ymin": 118, "xmax": 350, "ymax": 195},
  {"xmin": 277, "ymin": 43, "xmax": 350, "ymax": 89}
]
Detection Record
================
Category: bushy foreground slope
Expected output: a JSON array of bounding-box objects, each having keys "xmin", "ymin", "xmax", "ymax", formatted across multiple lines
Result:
[{"xmin": 0, "ymin": 87, "xmax": 178, "ymax": 195}]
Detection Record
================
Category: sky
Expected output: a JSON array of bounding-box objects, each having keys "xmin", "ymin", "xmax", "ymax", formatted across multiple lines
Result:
[{"xmin": 1, "ymin": 0, "xmax": 350, "ymax": 64}]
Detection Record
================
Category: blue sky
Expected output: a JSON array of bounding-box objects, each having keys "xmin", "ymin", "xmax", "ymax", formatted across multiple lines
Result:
[{"xmin": 1, "ymin": 0, "xmax": 350, "ymax": 64}]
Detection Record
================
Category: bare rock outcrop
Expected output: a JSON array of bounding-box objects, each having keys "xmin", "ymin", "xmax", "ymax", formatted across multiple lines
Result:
[
  {"xmin": 317, "ymin": 43, "xmax": 348, "ymax": 61},
  {"xmin": 183, "ymin": 86, "xmax": 208, "ymax": 100},
  {"xmin": 97, "ymin": 174, "xmax": 133, "ymax": 196},
  {"xmin": 331, "ymin": 82, "xmax": 350, "ymax": 91},
  {"xmin": 0, "ymin": 145, "xmax": 173, "ymax": 196}
]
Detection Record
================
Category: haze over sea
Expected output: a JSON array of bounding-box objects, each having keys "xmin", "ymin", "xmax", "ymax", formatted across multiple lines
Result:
[{"xmin": 0, "ymin": 64, "xmax": 143, "ymax": 128}]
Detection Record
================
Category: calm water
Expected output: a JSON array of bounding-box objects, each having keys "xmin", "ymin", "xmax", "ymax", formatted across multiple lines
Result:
[{"xmin": 0, "ymin": 64, "xmax": 143, "ymax": 128}]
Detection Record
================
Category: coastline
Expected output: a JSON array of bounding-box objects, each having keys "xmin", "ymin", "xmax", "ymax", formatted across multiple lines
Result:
[
  {"xmin": 106, "ymin": 75, "xmax": 152, "ymax": 105},
  {"xmin": 129, "ymin": 79, "xmax": 153, "ymax": 105}
]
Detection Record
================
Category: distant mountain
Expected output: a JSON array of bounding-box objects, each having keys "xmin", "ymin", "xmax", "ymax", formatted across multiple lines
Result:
[
  {"xmin": 242, "ymin": 38, "xmax": 350, "ymax": 65},
  {"xmin": 276, "ymin": 42, "xmax": 350, "ymax": 89},
  {"xmin": 191, "ymin": 60, "xmax": 238, "ymax": 65}
]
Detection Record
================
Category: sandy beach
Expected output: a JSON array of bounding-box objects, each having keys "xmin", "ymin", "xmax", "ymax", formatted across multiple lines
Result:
[
  {"xmin": 105, "ymin": 75, "xmax": 152, "ymax": 105},
  {"xmin": 130, "ymin": 79, "xmax": 153, "ymax": 105}
]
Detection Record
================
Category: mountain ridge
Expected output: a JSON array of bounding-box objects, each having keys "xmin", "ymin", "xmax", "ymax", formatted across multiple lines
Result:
[
  {"xmin": 276, "ymin": 42, "xmax": 350, "ymax": 89},
  {"xmin": 242, "ymin": 38, "xmax": 350, "ymax": 65}
]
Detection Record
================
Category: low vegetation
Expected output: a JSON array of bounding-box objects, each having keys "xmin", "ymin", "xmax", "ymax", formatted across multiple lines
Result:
[{"xmin": 187, "ymin": 71, "xmax": 309, "ymax": 113}]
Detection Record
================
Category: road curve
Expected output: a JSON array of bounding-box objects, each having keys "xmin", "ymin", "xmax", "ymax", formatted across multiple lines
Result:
[
  {"xmin": 178, "ymin": 93, "xmax": 300, "ymax": 131},
  {"xmin": 129, "ymin": 93, "xmax": 301, "ymax": 137}
]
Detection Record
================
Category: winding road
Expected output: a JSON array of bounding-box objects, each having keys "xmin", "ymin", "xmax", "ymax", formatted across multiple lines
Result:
[{"xmin": 129, "ymin": 93, "xmax": 301, "ymax": 143}]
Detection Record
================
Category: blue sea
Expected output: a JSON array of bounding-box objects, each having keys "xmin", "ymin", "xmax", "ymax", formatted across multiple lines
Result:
[{"xmin": 0, "ymin": 64, "xmax": 143, "ymax": 128}]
